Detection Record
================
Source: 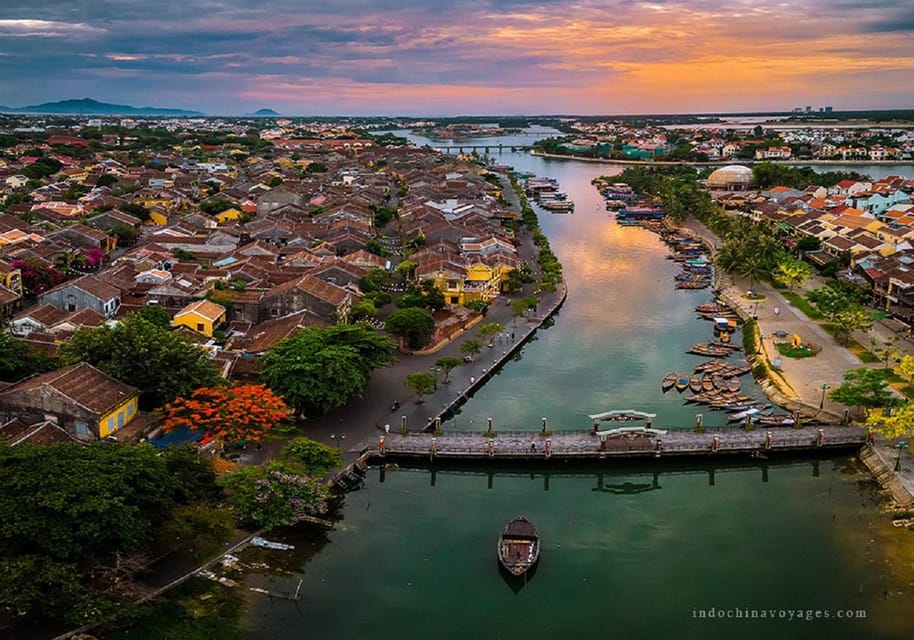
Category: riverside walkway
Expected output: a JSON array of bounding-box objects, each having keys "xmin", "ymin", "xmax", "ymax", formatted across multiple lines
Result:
[{"xmin": 363, "ymin": 425, "xmax": 867, "ymax": 462}]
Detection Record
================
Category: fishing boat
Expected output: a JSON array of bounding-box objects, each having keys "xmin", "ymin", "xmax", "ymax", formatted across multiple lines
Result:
[
  {"xmin": 688, "ymin": 344, "xmax": 731, "ymax": 357},
  {"xmin": 727, "ymin": 378, "xmax": 741, "ymax": 393},
  {"xmin": 498, "ymin": 516, "xmax": 540, "ymax": 577},
  {"xmin": 675, "ymin": 375, "xmax": 690, "ymax": 392},
  {"xmin": 701, "ymin": 374, "xmax": 715, "ymax": 392},
  {"xmin": 689, "ymin": 375, "xmax": 702, "ymax": 393},
  {"xmin": 755, "ymin": 415, "xmax": 796, "ymax": 427},
  {"xmin": 661, "ymin": 372, "xmax": 678, "ymax": 392}
]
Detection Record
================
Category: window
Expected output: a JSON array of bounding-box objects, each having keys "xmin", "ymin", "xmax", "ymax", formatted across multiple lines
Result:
[
  {"xmin": 197, "ymin": 323, "xmax": 205, "ymax": 331},
  {"xmin": 450, "ymin": 296, "xmax": 459, "ymax": 304},
  {"xmin": 117, "ymin": 412, "xmax": 125, "ymax": 428},
  {"xmin": 67, "ymin": 303, "xmax": 77, "ymax": 312},
  {"xmin": 127, "ymin": 403, "xmax": 134, "ymax": 417},
  {"xmin": 75, "ymin": 422, "xmax": 88, "ymax": 436},
  {"xmin": 447, "ymin": 280, "xmax": 458, "ymax": 290}
]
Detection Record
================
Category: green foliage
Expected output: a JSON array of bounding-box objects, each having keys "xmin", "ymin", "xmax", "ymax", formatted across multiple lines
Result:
[
  {"xmin": 774, "ymin": 256, "xmax": 814, "ymax": 290},
  {"xmin": 829, "ymin": 368, "xmax": 900, "ymax": 411},
  {"xmin": 96, "ymin": 173, "xmax": 118, "ymax": 188},
  {"xmin": 157, "ymin": 504, "xmax": 236, "ymax": 560},
  {"xmin": 434, "ymin": 356, "xmax": 463, "ymax": 382},
  {"xmin": 405, "ymin": 371, "xmax": 437, "ymax": 401},
  {"xmin": 359, "ymin": 267, "xmax": 391, "ymax": 293},
  {"xmin": 0, "ymin": 443, "xmax": 220, "ymax": 624},
  {"xmin": 305, "ymin": 162, "xmax": 328, "ymax": 173},
  {"xmin": 267, "ymin": 176, "xmax": 283, "ymax": 187},
  {"xmin": 478, "ymin": 322, "xmax": 505, "ymax": 339},
  {"xmin": 460, "ymin": 339, "xmax": 483, "ymax": 359},
  {"xmin": 132, "ymin": 304, "xmax": 172, "ymax": 329},
  {"xmin": 464, "ymin": 299, "xmax": 489, "ymax": 314},
  {"xmin": 58, "ymin": 313, "xmax": 221, "ymax": 409},
  {"xmin": 121, "ymin": 202, "xmax": 151, "ymax": 221},
  {"xmin": 385, "ymin": 307, "xmax": 436, "ymax": 349},
  {"xmin": 0, "ymin": 332, "xmax": 56, "ymax": 382},
  {"xmin": 396, "ymin": 280, "xmax": 445, "ymax": 311},
  {"xmin": 219, "ymin": 461, "xmax": 331, "ymax": 530},
  {"xmin": 807, "ymin": 282, "xmax": 863, "ymax": 321},
  {"xmin": 281, "ymin": 437, "xmax": 342, "ymax": 474},
  {"xmin": 396, "ymin": 259, "xmax": 416, "ymax": 280},
  {"xmin": 831, "ymin": 306, "xmax": 873, "ymax": 345},
  {"xmin": 752, "ymin": 162, "xmax": 871, "ymax": 189},
  {"xmin": 350, "ymin": 299, "xmax": 377, "ymax": 321},
  {"xmin": 371, "ymin": 204, "xmax": 398, "ymax": 228},
  {"xmin": 110, "ymin": 223, "xmax": 139, "ymax": 246},
  {"xmin": 365, "ymin": 237, "xmax": 391, "ymax": 257},
  {"xmin": 261, "ymin": 324, "xmax": 396, "ymax": 416},
  {"xmin": 796, "ymin": 236, "xmax": 822, "ymax": 252},
  {"xmin": 363, "ymin": 290, "xmax": 392, "ymax": 307},
  {"xmin": 21, "ymin": 157, "xmax": 62, "ymax": 180},
  {"xmin": 200, "ymin": 198, "xmax": 236, "ymax": 215}
]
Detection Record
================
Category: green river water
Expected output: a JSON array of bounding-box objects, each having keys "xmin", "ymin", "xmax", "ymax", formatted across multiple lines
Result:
[{"xmin": 242, "ymin": 136, "xmax": 914, "ymax": 639}]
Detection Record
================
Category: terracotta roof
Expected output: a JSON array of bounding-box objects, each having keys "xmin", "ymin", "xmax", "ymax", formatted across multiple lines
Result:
[
  {"xmin": 14, "ymin": 303, "xmax": 68, "ymax": 326},
  {"xmin": 175, "ymin": 299, "xmax": 226, "ymax": 322},
  {"xmin": 0, "ymin": 362, "xmax": 137, "ymax": 415}
]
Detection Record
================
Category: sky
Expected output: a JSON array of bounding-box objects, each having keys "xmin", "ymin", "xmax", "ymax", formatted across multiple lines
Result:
[{"xmin": 0, "ymin": 0, "xmax": 912, "ymax": 116}]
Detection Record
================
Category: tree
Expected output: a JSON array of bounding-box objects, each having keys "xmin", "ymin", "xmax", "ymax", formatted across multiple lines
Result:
[
  {"xmin": 281, "ymin": 437, "xmax": 342, "ymax": 475},
  {"xmin": 132, "ymin": 303, "xmax": 172, "ymax": 329},
  {"xmin": 0, "ymin": 443, "xmax": 220, "ymax": 624},
  {"xmin": 829, "ymin": 368, "xmax": 899, "ymax": 415},
  {"xmin": 305, "ymin": 162, "xmax": 328, "ymax": 173},
  {"xmin": 161, "ymin": 384, "xmax": 290, "ymax": 446},
  {"xmin": 58, "ymin": 313, "xmax": 221, "ymax": 409},
  {"xmin": 895, "ymin": 354, "xmax": 914, "ymax": 383},
  {"xmin": 405, "ymin": 372, "xmax": 437, "ymax": 403},
  {"xmin": 396, "ymin": 280, "xmax": 445, "ymax": 311},
  {"xmin": 220, "ymin": 461, "xmax": 330, "ymax": 530},
  {"xmin": 95, "ymin": 173, "xmax": 118, "ymax": 188},
  {"xmin": 120, "ymin": 202, "xmax": 151, "ymax": 221},
  {"xmin": 385, "ymin": 307, "xmax": 436, "ymax": 349},
  {"xmin": 478, "ymin": 322, "xmax": 505, "ymax": 340},
  {"xmin": 796, "ymin": 236, "xmax": 821, "ymax": 252},
  {"xmin": 396, "ymin": 259, "xmax": 416, "ymax": 281},
  {"xmin": 109, "ymin": 224, "xmax": 139, "ymax": 247},
  {"xmin": 831, "ymin": 305, "xmax": 872, "ymax": 345},
  {"xmin": 359, "ymin": 268, "xmax": 391, "ymax": 293},
  {"xmin": 0, "ymin": 333, "xmax": 56, "ymax": 382},
  {"xmin": 774, "ymin": 257, "xmax": 813, "ymax": 290},
  {"xmin": 460, "ymin": 339, "xmax": 483, "ymax": 360},
  {"xmin": 435, "ymin": 356, "xmax": 462, "ymax": 383},
  {"xmin": 866, "ymin": 404, "xmax": 914, "ymax": 440},
  {"xmin": 350, "ymin": 299, "xmax": 377, "ymax": 321},
  {"xmin": 10, "ymin": 257, "xmax": 65, "ymax": 295},
  {"xmin": 807, "ymin": 285, "xmax": 853, "ymax": 321},
  {"xmin": 260, "ymin": 324, "xmax": 396, "ymax": 417}
]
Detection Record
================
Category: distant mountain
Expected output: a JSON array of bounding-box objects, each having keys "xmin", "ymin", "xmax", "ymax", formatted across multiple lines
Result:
[
  {"xmin": 0, "ymin": 98, "xmax": 203, "ymax": 116},
  {"xmin": 248, "ymin": 108, "xmax": 281, "ymax": 117}
]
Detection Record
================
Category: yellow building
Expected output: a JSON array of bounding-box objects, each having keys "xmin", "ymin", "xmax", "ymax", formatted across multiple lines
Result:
[
  {"xmin": 213, "ymin": 207, "xmax": 242, "ymax": 224},
  {"xmin": 173, "ymin": 299, "xmax": 226, "ymax": 337}
]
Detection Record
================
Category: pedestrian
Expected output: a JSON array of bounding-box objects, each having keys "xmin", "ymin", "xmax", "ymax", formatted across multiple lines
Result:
[
  {"xmin": 469, "ymin": 376, "xmax": 476, "ymax": 384},
  {"xmin": 530, "ymin": 441, "xmax": 536, "ymax": 452},
  {"xmin": 774, "ymin": 306, "xmax": 780, "ymax": 317},
  {"xmin": 384, "ymin": 424, "xmax": 390, "ymax": 434}
]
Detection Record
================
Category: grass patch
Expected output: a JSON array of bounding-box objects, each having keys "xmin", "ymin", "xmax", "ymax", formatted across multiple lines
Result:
[
  {"xmin": 742, "ymin": 319, "xmax": 759, "ymax": 356},
  {"xmin": 781, "ymin": 291, "xmax": 824, "ymax": 319},
  {"xmin": 820, "ymin": 324, "xmax": 880, "ymax": 362},
  {"xmin": 776, "ymin": 342, "xmax": 818, "ymax": 359}
]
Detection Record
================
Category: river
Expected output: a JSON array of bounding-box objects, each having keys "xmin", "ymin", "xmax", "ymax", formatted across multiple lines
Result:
[{"xmin": 241, "ymin": 131, "xmax": 914, "ymax": 639}]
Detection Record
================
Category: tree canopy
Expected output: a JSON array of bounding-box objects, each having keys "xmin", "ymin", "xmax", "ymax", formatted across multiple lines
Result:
[
  {"xmin": 0, "ymin": 332, "xmax": 56, "ymax": 382},
  {"xmin": 260, "ymin": 324, "xmax": 396, "ymax": 416},
  {"xmin": 385, "ymin": 307, "xmax": 436, "ymax": 349},
  {"xmin": 0, "ymin": 443, "xmax": 220, "ymax": 624},
  {"xmin": 161, "ymin": 384, "xmax": 290, "ymax": 446},
  {"xmin": 829, "ymin": 368, "xmax": 899, "ymax": 414},
  {"xmin": 58, "ymin": 312, "xmax": 221, "ymax": 409}
]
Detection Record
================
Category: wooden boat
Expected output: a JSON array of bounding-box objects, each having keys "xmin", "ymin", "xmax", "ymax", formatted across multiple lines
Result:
[
  {"xmin": 689, "ymin": 375, "xmax": 702, "ymax": 393},
  {"xmin": 755, "ymin": 415, "xmax": 796, "ymax": 427},
  {"xmin": 498, "ymin": 516, "xmax": 540, "ymax": 577},
  {"xmin": 719, "ymin": 331, "xmax": 730, "ymax": 344},
  {"xmin": 688, "ymin": 344, "xmax": 731, "ymax": 357},
  {"xmin": 675, "ymin": 376, "xmax": 690, "ymax": 392},
  {"xmin": 727, "ymin": 378, "xmax": 741, "ymax": 393},
  {"xmin": 712, "ymin": 375, "xmax": 726, "ymax": 391},
  {"xmin": 701, "ymin": 374, "xmax": 715, "ymax": 392},
  {"xmin": 661, "ymin": 372, "xmax": 677, "ymax": 392}
]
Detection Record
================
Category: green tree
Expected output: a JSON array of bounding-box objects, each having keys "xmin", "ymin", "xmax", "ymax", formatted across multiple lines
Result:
[
  {"xmin": 478, "ymin": 322, "xmax": 505, "ymax": 340},
  {"xmin": 281, "ymin": 437, "xmax": 342, "ymax": 475},
  {"xmin": 829, "ymin": 368, "xmax": 899, "ymax": 415},
  {"xmin": 396, "ymin": 259, "xmax": 416, "ymax": 281},
  {"xmin": 807, "ymin": 285, "xmax": 854, "ymax": 321},
  {"xmin": 95, "ymin": 173, "xmax": 118, "ymax": 188},
  {"xmin": 132, "ymin": 304, "xmax": 172, "ymax": 329},
  {"xmin": 460, "ymin": 339, "xmax": 483, "ymax": 360},
  {"xmin": 405, "ymin": 371, "xmax": 437, "ymax": 403},
  {"xmin": 774, "ymin": 256, "xmax": 814, "ymax": 290},
  {"xmin": 350, "ymin": 299, "xmax": 377, "ymax": 321},
  {"xmin": 219, "ymin": 461, "xmax": 331, "ymax": 530},
  {"xmin": 831, "ymin": 306, "xmax": 873, "ymax": 345},
  {"xmin": 0, "ymin": 443, "xmax": 220, "ymax": 624},
  {"xmin": 120, "ymin": 202, "xmax": 151, "ymax": 221},
  {"xmin": 385, "ymin": 307, "xmax": 436, "ymax": 349},
  {"xmin": 260, "ymin": 324, "xmax": 396, "ymax": 417},
  {"xmin": 359, "ymin": 268, "xmax": 391, "ymax": 293},
  {"xmin": 866, "ymin": 404, "xmax": 914, "ymax": 440},
  {"xmin": 58, "ymin": 314, "xmax": 220, "ymax": 409},
  {"xmin": 0, "ymin": 333, "xmax": 56, "ymax": 382},
  {"xmin": 109, "ymin": 223, "xmax": 139, "ymax": 247},
  {"xmin": 434, "ymin": 356, "xmax": 462, "ymax": 383}
]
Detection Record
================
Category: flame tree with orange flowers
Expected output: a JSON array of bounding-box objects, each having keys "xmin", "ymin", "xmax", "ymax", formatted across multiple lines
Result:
[{"xmin": 161, "ymin": 384, "xmax": 290, "ymax": 446}]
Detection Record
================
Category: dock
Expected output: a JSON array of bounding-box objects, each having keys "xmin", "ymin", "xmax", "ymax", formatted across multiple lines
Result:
[{"xmin": 365, "ymin": 426, "xmax": 867, "ymax": 462}]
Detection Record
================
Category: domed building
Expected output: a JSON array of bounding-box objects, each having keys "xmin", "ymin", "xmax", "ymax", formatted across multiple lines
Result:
[{"xmin": 706, "ymin": 165, "xmax": 753, "ymax": 191}]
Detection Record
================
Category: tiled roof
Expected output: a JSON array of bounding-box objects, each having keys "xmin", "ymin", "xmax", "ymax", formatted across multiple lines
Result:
[{"xmin": 0, "ymin": 362, "xmax": 137, "ymax": 416}]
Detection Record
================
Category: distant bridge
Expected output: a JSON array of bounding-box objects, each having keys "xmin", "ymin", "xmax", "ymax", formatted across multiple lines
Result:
[{"xmin": 427, "ymin": 144, "xmax": 534, "ymax": 154}]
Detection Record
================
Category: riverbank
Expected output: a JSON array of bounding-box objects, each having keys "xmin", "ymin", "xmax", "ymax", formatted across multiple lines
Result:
[{"xmin": 531, "ymin": 149, "xmax": 914, "ymax": 167}]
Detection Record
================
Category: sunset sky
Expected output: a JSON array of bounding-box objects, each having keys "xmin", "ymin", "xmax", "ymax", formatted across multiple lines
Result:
[{"xmin": 1, "ymin": 1, "xmax": 912, "ymax": 116}]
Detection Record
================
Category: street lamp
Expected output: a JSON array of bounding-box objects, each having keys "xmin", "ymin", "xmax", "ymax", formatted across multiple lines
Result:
[
  {"xmin": 819, "ymin": 383, "xmax": 830, "ymax": 410},
  {"xmin": 330, "ymin": 434, "xmax": 345, "ymax": 451},
  {"xmin": 895, "ymin": 440, "xmax": 909, "ymax": 472}
]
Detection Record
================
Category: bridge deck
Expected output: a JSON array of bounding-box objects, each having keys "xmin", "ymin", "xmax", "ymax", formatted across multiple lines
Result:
[{"xmin": 369, "ymin": 426, "xmax": 866, "ymax": 460}]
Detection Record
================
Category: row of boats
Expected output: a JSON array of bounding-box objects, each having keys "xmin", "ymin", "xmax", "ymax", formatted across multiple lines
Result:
[
  {"xmin": 524, "ymin": 176, "xmax": 574, "ymax": 212},
  {"xmin": 663, "ymin": 231, "xmax": 713, "ymax": 290},
  {"xmin": 688, "ymin": 341, "xmax": 742, "ymax": 357},
  {"xmin": 662, "ymin": 370, "xmax": 742, "ymax": 395}
]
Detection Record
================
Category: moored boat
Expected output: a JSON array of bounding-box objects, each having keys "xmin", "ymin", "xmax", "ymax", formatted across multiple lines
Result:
[
  {"xmin": 661, "ymin": 372, "xmax": 677, "ymax": 392},
  {"xmin": 689, "ymin": 375, "xmax": 702, "ymax": 393},
  {"xmin": 498, "ymin": 516, "xmax": 540, "ymax": 577},
  {"xmin": 675, "ymin": 375, "xmax": 690, "ymax": 392}
]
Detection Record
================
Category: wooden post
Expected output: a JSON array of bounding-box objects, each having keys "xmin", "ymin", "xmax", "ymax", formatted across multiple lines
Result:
[
  {"xmin": 487, "ymin": 417, "xmax": 493, "ymax": 434},
  {"xmin": 792, "ymin": 411, "xmax": 801, "ymax": 428},
  {"xmin": 842, "ymin": 409, "xmax": 850, "ymax": 425},
  {"xmin": 765, "ymin": 431, "xmax": 773, "ymax": 450},
  {"xmin": 400, "ymin": 415, "xmax": 407, "ymax": 431},
  {"xmin": 695, "ymin": 414, "xmax": 703, "ymax": 430},
  {"xmin": 744, "ymin": 414, "xmax": 752, "ymax": 430},
  {"xmin": 435, "ymin": 417, "xmax": 441, "ymax": 432},
  {"xmin": 541, "ymin": 417, "xmax": 547, "ymax": 433}
]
